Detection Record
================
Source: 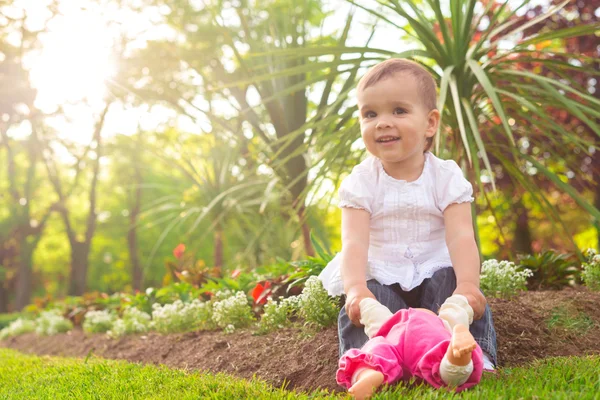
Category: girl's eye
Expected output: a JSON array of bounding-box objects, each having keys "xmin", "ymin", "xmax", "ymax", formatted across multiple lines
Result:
[
  {"xmin": 393, "ymin": 107, "xmax": 406, "ymax": 115},
  {"xmin": 364, "ymin": 111, "xmax": 376, "ymax": 118}
]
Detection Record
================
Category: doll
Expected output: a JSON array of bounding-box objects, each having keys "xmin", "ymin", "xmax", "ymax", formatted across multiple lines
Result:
[{"xmin": 337, "ymin": 295, "xmax": 483, "ymax": 400}]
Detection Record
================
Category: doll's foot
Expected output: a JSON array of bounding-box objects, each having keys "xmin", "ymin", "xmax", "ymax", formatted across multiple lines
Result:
[
  {"xmin": 348, "ymin": 369, "xmax": 384, "ymax": 400},
  {"xmin": 450, "ymin": 324, "xmax": 477, "ymax": 363}
]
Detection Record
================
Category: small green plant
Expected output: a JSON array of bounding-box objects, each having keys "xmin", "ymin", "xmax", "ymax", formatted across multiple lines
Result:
[
  {"xmin": 547, "ymin": 305, "xmax": 595, "ymax": 333},
  {"xmin": 257, "ymin": 296, "xmax": 300, "ymax": 334},
  {"xmin": 211, "ymin": 291, "xmax": 255, "ymax": 333},
  {"xmin": 107, "ymin": 307, "xmax": 152, "ymax": 338},
  {"xmin": 0, "ymin": 318, "xmax": 36, "ymax": 340},
  {"xmin": 517, "ymin": 250, "xmax": 580, "ymax": 290},
  {"xmin": 35, "ymin": 310, "xmax": 73, "ymax": 336},
  {"xmin": 298, "ymin": 276, "xmax": 339, "ymax": 327},
  {"xmin": 480, "ymin": 259, "xmax": 533, "ymax": 299},
  {"xmin": 150, "ymin": 299, "xmax": 211, "ymax": 333},
  {"xmin": 581, "ymin": 248, "xmax": 600, "ymax": 291},
  {"xmin": 82, "ymin": 310, "xmax": 117, "ymax": 334}
]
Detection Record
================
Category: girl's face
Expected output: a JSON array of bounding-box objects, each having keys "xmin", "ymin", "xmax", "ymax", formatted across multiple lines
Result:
[{"xmin": 357, "ymin": 72, "xmax": 439, "ymax": 172}]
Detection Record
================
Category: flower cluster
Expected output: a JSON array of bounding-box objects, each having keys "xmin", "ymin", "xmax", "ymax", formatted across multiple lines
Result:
[
  {"xmin": 298, "ymin": 276, "xmax": 339, "ymax": 327},
  {"xmin": 582, "ymin": 248, "xmax": 600, "ymax": 291},
  {"xmin": 0, "ymin": 318, "xmax": 36, "ymax": 340},
  {"xmin": 151, "ymin": 299, "xmax": 209, "ymax": 333},
  {"xmin": 35, "ymin": 310, "xmax": 73, "ymax": 336},
  {"xmin": 212, "ymin": 291, "xmax": 255, "ymax": 332},
  {"xmin": 258, "ymin": 296, "xmax": 300, "ymax": 334},
  {"xmin": 107, "ymin": 307, "xmax": 151, "ymax": 338},
  {"xmin": 83, "ymin": 310, "xmax": 116, "ymax": 333},
  {"xmin": 481, "ymin": 259, "xmax": 533, "ymax": 298}
]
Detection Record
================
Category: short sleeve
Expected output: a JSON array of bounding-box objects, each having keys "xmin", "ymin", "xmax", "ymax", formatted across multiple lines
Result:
[
  {"xmin": 338, "ymin": 171, "xmax": 374, "ymax": 214},
  {"xmin": 435, "ymin": 160, "xmax": 474, "ymax": 212}
]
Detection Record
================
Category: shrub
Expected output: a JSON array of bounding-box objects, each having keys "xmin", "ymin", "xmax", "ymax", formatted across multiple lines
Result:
[
  {"xmin": 517, "ymin": 250, "xmax": 580, "ymax": 289},
  {"xmin": 0, "ymin": 318, "xmax": 36, "ymax": 340},
  {"xmin": 298, "ymin": 276, "xmax": 339, "ymax": 327},
  {"xmin": 582, "ymin": 248, "xmax": 600, "ymax": 291},
  {"xmin": 212, "ymin": 291, "xmax": 255, "ymax": 333},
  {"xmin": 257, "ymin": 296, "xmax": 300, "ymax": 334},
  {"xmin": 107, "ymin": 307, "xmax": 151, "ymax": 338},
  {"xmin": 151, "ymin": 299, "xmax": 211, "ymax": 333},
  {"xmin": 35, "ymin": 310, "xmax": 73, "ymax": 336},
  {"xmin": 83, "ymin": 310, "xmax": 117, "ymax": 333},
  {"xmin": 480, "ymin": 259, "xmax": 533, "ymax": 299}
]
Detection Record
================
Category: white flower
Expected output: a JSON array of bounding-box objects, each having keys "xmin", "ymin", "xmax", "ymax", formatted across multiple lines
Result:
[
  {"xmin": 35, "ymin": 310, "xmax": 73, "ymax": 335},
  {"xmin": 481, "ymin": 259, "xmax": 532, "ymax": 298},
  {"xmin": 0, "ymin": 318, "xmax": 36, "ymax": 340},
  {"xmin": 83, "ymin": 310, "xmax": 116, "ymax": 333},
  {"xmin": 211, "ymin": 291, "xmax": 255, "ymax": 332}
]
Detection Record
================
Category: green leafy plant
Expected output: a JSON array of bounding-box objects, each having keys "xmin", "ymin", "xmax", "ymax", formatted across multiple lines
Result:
[
  {"xmin": 150, "ymin": 299, "xmax": 212, "ymax": 334},
  {"xmin": 581, "ymin": 248, "xmax": 600, "ymax": 291},
  {"xmin": 517, "ymin": 250, "xmax": 580, "ymax": 290},
  {"xmin": 257, "ymin": 296, "xmax": 300, "ymax": 334},
  {"xmin": 211, "ymin": 291, "xmax": 255, "ymax": 333},
  {"xmin": 35, "ymin": 310, "xmax": 73, "ymax": 336},
  {"xmin": 107, "ymin": 307, "xmax": 152, "ymax": 338},
  {"xmin": 82, "ymin": 310, "xmax": 117, "ymax": 334},
  {"xmin": 298, "ymin": 276, "xmax": 339, "ymax": 328},
  {"xmin": 0, "ymin": 318, "xmax": 36, "ymax": 340},
  {"xmin": 481, "ymin": 259, "xmax": 533, "ymax": 299}
]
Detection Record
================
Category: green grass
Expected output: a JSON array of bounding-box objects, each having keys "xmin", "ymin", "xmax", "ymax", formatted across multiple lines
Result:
[
  {"xmin": 546, "ymin": 305, "xmax": 596, "ymax": 333},
  {"xmin": 0, "ymin": 349, "xmax": 599, "ymax": 399}
]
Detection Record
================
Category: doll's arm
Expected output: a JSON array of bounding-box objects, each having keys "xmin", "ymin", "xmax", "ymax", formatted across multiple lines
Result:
[
  {"xmin": 437, "ymin": 294, "xmax": 473, "ymax": 332},
  {"xmin": 359, "ymin": 298, "xmax": 393, "ymax": 338}
]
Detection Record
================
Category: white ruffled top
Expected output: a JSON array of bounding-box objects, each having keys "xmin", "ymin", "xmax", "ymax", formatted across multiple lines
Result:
[{"xmin": 319, "ymin": 152, "xmax": 474, "ymax": 296}]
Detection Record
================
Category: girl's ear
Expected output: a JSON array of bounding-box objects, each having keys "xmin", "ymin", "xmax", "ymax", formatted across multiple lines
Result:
[{"xmin": 426, "ymin": 109, "xmax": 440, "ymax": 138}]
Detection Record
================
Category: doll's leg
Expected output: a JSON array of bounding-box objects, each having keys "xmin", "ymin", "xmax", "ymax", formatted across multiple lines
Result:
[
  {"xmin": 338, "ymin": 280, "xmax": 407, "ymax": 357},
  {"xmin": 419, "ymin": 268, "xmax": 498, "ymax": 367},
  {"xmin": 439, "ymin": 324, "xmax": 477, "ymax": 387},
  {"xmin": 348, "ymin": 368, "xmax": 385, "ymax": 400}
]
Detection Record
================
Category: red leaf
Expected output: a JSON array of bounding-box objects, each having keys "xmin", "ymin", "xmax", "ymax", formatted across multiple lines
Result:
[{"xmin": 173, "ymin": 243, "xmax": 186, "ymax": 259}]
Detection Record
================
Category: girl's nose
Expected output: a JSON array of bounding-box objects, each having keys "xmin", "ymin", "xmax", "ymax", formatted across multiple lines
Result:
[{"xmin": 376, "ymin": 118, "xmax": 392, "ymax": 129}]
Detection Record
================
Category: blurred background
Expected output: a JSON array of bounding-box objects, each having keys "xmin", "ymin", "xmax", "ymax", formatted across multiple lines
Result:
[{"xmin": 1, "ymin": 0, "xmax": 599, "ymax": 312}]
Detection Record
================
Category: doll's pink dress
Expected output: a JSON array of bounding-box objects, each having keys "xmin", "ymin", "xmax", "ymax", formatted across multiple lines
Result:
[{"xmin": 336, "ymin": 308, "xmax": 483, "ymax": 392}]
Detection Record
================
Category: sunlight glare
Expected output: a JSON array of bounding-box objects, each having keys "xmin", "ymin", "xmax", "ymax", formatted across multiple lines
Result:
[{"xmin": 28, "ymin": 1, "xmax": 116, "ymax": 112}]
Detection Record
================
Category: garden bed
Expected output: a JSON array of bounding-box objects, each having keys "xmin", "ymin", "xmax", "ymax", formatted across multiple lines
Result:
[{"xmin": 2, "ymin": 288, "xmax": 600, "ymax": 393}]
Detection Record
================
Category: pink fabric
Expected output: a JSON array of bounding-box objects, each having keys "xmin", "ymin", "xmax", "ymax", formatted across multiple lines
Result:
[{"xmin": 337, "ymin": 308, "xmax": 483, "ymax": 392}]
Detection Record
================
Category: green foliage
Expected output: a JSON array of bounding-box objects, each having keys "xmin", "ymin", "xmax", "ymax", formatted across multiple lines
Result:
[
  {"xmin": 211, "ymin": 291, "xmax": 256, "ymax": 333},
  {"xmin": 480, "ymin": 259, "xmax": 533, "ymax": 299},
  {"xmin": 298, "ymin": 276, "xmax": 339, "ymax": 328},
  {"xmin": 257, "ymin": 296, "xmax": 300, "ymax": 334},
  {"xmin": 0, "ymin": 318, "xmax": 36, "ymax": 340},
  {"xmin": 547, "ymin": 305, "xmax": 596, "ymax": 333},
  {"xmin": 0, "ymin": 313, "xmax": 24, "ymax": 330},
  {"xmin": 150, "ymin": 299, "xmax": 212, "ymax": 334},
  {"xmin": 517, "ymin": 250, "xmax": 581, "ymax": 290},
  {"xmin": 82, "ymin": 310, "xmax": 117, "ymax": 334},
  {"xmin": 582, "ymin": 248, "xmax": 600, "ymax": 291},
  {"xmin": 107, "ymin": 307, "xmax": 152, "ymax": 338},
  {"xmin": 34, "ymin": 310, "xmax": 73, "ymax": 336}
]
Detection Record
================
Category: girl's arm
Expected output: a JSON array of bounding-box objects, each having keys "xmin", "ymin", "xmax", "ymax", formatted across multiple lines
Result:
[
  {"xmin": 340, "ymin": 207, "xmax": 375, "ymax": 326},
  {"xmin": 443, "ymin": 202, "xmax": 486, "ymax": 319}
]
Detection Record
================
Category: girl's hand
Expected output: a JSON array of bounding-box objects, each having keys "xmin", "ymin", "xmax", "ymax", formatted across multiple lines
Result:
[
  {"xmin": 453, "ymin": 282, "xmax": 486, "ymax": 320},
  {"xmin": 345, "ymin": 285, "xmax": 376, "ymax": 326}
]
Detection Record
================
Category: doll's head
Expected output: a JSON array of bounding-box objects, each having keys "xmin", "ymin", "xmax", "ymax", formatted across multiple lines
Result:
[{"xmin": 356, "ymin": 59, "xmax": 440, "ymax": 165}]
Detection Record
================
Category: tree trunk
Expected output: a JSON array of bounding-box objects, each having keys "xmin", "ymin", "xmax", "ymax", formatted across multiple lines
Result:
[
  {"xmin": 14, "ymin": 237, "xmax": 34, "ymax": 310},
  {"xmin": 68, "ymin": 241, "xmax": 90, "ymax": 296},
  {"xmin": 128, "ymin": 154, "xmax": 143, "ymax": 291},
  {"xmin": 297, "ymin": 205, "xmax": 314, "ymax": 257},
  {"xmin": 513, "ymin": 197, "xmax": 533, "ymax": 256}
]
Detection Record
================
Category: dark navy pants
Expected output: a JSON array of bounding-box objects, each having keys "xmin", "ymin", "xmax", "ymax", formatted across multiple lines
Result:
[{"xmin": 337, "ymin": 267, "xmax": 498, "ymax": 366}]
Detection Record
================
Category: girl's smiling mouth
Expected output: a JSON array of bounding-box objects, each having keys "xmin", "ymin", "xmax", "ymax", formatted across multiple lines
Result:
[{"xmin": 376, "ymin": 136, "xmax": 400, "ymax": 143}]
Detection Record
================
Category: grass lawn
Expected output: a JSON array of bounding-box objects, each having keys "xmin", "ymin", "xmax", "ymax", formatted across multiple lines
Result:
[{"xmin": 0, "ymin": 349, "xmax": 598, "ymax": 399}]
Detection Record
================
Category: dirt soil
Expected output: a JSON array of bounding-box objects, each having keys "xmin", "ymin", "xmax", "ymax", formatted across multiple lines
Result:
[{"xmin": 2, "ymin": 288, "xmax": 600, "ymax": 393}]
